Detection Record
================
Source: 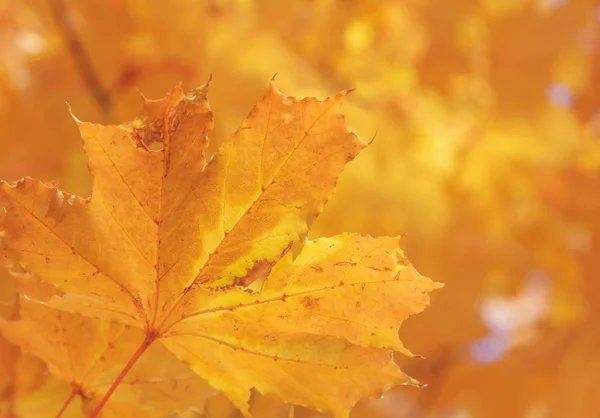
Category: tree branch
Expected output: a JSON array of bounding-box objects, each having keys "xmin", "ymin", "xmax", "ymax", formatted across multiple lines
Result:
[{"xmin": 49, "ymin": 0, "xmax": 111, "ymax": 117}]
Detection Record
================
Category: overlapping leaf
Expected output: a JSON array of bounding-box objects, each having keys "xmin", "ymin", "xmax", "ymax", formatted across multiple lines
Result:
[
  {"xmin": 0, "ymin": 287, "xmax": 215, "ymax": 417},
  {"xmin": 0, "ymin": 271, "xmax": 81, "ymax": 418}
]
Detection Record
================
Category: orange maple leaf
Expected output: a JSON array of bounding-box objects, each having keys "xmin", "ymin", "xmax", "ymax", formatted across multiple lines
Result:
[{"xmin": 0, "ymin": 79, "xmax": 441, "ymax": 417}]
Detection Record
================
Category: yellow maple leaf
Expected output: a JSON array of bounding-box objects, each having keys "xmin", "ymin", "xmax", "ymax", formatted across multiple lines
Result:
[{"xmin": 0, "ymin": 79, "xmax": 441, "ymax": 417}]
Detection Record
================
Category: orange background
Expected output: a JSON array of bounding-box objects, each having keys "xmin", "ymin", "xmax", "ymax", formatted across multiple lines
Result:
[{"xmin": 1, "ymin": 0, "xmax": 600, "ymax": 416}]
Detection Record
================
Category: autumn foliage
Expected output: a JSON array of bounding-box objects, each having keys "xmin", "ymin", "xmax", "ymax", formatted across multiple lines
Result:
[
  {"xmin": 2, "ymin": 0, "xmax": 600, "ymax": 417},
  {"xmin": 0, "ymin": 77, "xmax": 441, "ymax": 417}
]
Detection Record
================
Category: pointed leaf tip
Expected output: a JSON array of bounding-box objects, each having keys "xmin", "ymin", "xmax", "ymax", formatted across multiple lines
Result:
[{"xmin": 66, "ymin": 103, "xmax": 83, "ymax": 124}]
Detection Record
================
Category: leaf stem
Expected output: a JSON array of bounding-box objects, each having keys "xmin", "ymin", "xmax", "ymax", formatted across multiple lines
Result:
[
  {"xmin": 55, "ymin": 384, "xmax": 79, "ymax": 418},
  {"xmin": 88, "ymin": 334, "xmax": 156, "ymax": 417}
]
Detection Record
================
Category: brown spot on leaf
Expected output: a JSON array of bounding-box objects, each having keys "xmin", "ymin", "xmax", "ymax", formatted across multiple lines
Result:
[
  {"xmin": 334, "ymin": 261, "xmax": 357, "ymax": 267},
  {"xmin": 280, "ymin": 240, "xmax": 293, "ymax": 258},
  {"xmin": 234, "ymin": 260, "xmax": 275, "ymax": 288},
  {"xmin": 302, "ymin": 296, "xmax": 319, "ymax": 308}
]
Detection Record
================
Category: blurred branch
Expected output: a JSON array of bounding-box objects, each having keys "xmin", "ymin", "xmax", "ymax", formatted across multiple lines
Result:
[{"xmin": 49, "ymin": 0, "xmax": 111, "ymax": 117}]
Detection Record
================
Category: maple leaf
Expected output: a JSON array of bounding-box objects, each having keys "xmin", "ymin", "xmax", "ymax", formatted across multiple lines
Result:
[{"xmin": 0, "ymin": 79, "xmax": 441, "ymax": 417}]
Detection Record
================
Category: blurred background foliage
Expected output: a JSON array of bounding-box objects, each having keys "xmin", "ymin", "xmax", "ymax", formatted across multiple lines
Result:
[{"xmin": 1, "ymin": 0, "xmax": 600, "ymax": 417}]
